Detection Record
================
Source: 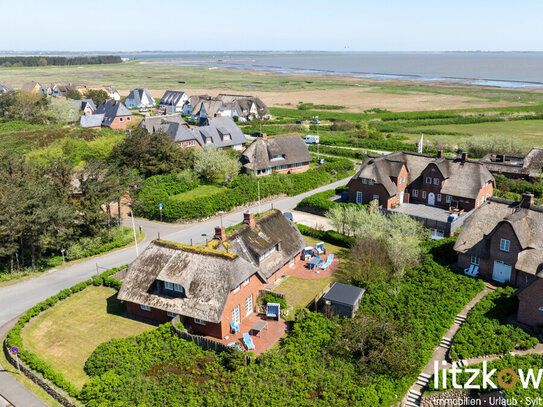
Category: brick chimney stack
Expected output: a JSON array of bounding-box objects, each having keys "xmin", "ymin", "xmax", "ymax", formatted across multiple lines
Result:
[
  {"xmin": 521, "ymin": 192, "xmax": 534, "ymax": 209},
  {"xmin": 243, "ymin": 211, "xmax": 255, "ymax": 228},
  {"xmin": 461, "ymin": 152, "xmax": 468, "ymax": 164},
  {"xmin": 214, "ymin": 226, "xmax": 226, "ymax": 242},
  {"xmin": 437, "ymin": 149, "xmax": 443, "ymax": 159},
  {"xmin": 262, "ymin": 133, "xmax": 267, "ymax": 140}
]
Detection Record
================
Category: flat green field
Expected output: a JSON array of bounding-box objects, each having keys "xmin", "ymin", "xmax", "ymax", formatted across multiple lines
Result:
[
  {"xmin": 410, "ymin": 119, "xmax": 543, "ymax": 146},
  {"xmin": 21, "ymin": 286, "xmax": 154, "ymax": 389},
  {"xmin": 170, "ymin": 185, "xmax": 223, "ymax": 201}
]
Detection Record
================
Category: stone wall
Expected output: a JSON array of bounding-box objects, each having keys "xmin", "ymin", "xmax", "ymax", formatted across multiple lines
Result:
[{"xmin": 3, "ymin": 340, "xmax": 77, "ymax": 407}]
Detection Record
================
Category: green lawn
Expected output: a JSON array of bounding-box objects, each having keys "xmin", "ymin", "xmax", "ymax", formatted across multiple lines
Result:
[
  {"xmin": 21, "ymin": 286, "xmax": 154, "ymax": 390},
  {"xmin": 273, "ymin": 236, "xmax": 348, "ymax": 310},
  {"xmin": 410, "ymin": 119, "xmax": 543, "ymax": 146},
  {"xmin": 170, "ymin": 184, "xmax": 223, "ymax": 201}
]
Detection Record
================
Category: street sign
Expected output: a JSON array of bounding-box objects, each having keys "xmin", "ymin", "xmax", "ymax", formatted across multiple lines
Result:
[
  {"xmin": 11, "ymin": 346, "xmax": 18, "ymax": 354},
  {"xmin": 159, "ymin": 203, "xmax": 163, "ymax": 209}
]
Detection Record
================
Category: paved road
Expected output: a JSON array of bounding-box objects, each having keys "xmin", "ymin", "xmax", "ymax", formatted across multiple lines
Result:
[{"xmin": 0, "ymin": 175, "xmax": 353, "ymax": 406}]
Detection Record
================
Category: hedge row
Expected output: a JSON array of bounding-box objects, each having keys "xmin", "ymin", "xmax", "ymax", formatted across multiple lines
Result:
[
  {"xmin": 5, "ymin": 266, "xmax": 126, "ymax": 399},
  {"xmin": 296, "ymin": 224, "xmax": 356, "ymax": 248},
  {"xmin": 308, "ymin": 144, "xmax": 364, "ymax": 159},
  {"xmin": 296, "ymin": 187, "xmax": 362, "ymax": 213},
  {"xmin": 134, "ymin": 159, "xmax": 355, "ymax": 220},
  {"xmin": 494, "ymin": 174, "xmax": 543, "ymax": 198}
]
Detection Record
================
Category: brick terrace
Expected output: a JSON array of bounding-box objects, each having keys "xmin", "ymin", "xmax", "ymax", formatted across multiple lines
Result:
[
  {"xmin": 212, "ymin": 313, "xmax": 288, "ymax": 356},
  {"xmin": 282, "ymin": 255, "xmax": 339, "ymax": 280}
]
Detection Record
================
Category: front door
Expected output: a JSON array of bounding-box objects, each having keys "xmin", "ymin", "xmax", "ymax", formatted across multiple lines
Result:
[
  {"xmin": 232, "ymin": 305, "xmax": 241, "ymax": 325},
  {"xmin": 492, "ymin": 261, "xmax": 512, "ymax": 283},
  {"xmin": 428, "ymin": 192, "xmax": 435, "ymax": 206},
  {"xmin": 356, "ymin": 191, "xmax": 363, "ymax": 204}
]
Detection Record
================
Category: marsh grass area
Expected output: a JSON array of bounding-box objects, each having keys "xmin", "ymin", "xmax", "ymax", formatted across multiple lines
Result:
[
  {"xmin": 21, "ymin": 286, "xmax": 154, "ymax": 390},
  {"xmin": 169, "ymin": 184, "xmax": 223, "ymax": 201}
]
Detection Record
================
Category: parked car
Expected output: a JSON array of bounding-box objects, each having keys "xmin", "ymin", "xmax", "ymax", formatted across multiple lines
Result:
[
  {"xmin": 310, "ymin": 119, "xmax": 320, "ymax": 124},
  {"xmin": 304, "ymin": 135, "xmax": 320, "ymax": 144},
  {"xmin": 295, "ymin": 120, "xmax": 303, "ymax": 124},
  {"xmin": 139, "ymin": 108, "xmax": 149, "ymax": 112},
  {"xmin": 251, "ymin": 132, "xmax": 264, "ymax": 137}
]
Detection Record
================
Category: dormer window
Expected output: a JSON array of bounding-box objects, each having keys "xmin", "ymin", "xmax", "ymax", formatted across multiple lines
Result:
[
  {"xmin": 163, "ymin": 281, "xmax": 185, "ymax": 295},
  {"xmin": 259, "ymin": 246, "xmax": 277, "ymax": 261},
  {"xmin": 270, "ymin": 154, "xmax": 285, "ymax": 161},
  {"xmin": 205, "ymin": 137, "xmax": 212, "ymax": 144},
  {"xmin": 222, "ymin": 133, "xmax": 231, "ymax": 141}
]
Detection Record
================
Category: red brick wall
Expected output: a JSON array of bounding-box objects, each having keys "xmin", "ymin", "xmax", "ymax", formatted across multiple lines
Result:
[
  {"xmin": 348, "ymin": 179, "xmax": 391, "ymax": 208},
  {"xmin": 489, "ymin": 222, "xmax": 521, "ymax": 283},
  {"xmin": 126, "ymin": 301, "xmax": 171, "ymax": 323},
  {"xmin": 475, "ymin": 182, "xmax": 494, "ymax": 209},
  {"xmin": 219, "ymin": 273, "xmax": 267, "ymax": 339},
  {"xmin": 105, "ymin": 115, "xmax": 135, "ymax": 130},
  {"xmin": 177, "ymin": 140, "xmax": 202, "ymax": 150},
  {"xmin": 518, "ymin": 279, "xmax": 543, "ymax": 326},
  {"xmin": 458, "ymin": 253, "xmax": 492, "ymax": 280},
  {"xmin": 275, "ymin": 163, "xmax": 309, "ymax": 175}
]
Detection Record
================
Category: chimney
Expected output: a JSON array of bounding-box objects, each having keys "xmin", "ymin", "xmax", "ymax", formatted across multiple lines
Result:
[
  {"xmin": 461, "ymin": 152, "xmax": 468, "ymax": 164},
  {"xmin": 262, "ymin": 133, "xmax": 267, "ymax": 140},
  {"xmin": 497, "ymin": 154, "xmax": 505, "ymax": 163},
  {"xmin": 437, "ymin": 149, "xmax": 443, "ymax": 159},
  {"xmin": 214, "ymin": 226, "xmax": 226, "ymax": 242},
  {"xmin": 521, "ymin": 192, "xmax": 534, "ymax": 209},
  {"xmin": 243, "ymin": 211, "xmax": 255, "ymax": 228}
]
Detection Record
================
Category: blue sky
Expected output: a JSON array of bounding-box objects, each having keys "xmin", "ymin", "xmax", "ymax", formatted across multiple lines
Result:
[{"xmin": 1, "ymin": 0, "xmax": 541, "ymax": 51}]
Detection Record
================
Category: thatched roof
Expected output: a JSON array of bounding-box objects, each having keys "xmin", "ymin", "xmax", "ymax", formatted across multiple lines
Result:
[
  {"xmin": 117, "ymin": 240, "xmax": 266, "ymax": 323},
  {"xmin": 219, "ymin": 209, "xmax": 306, "ymax": 278},
  {"xmin": 454, "ymin": 197, "xmax": 543, "ymax": 275},
  {"xmin": 240, "ymin": 135, "xmax": 311, "ymax": 171}
]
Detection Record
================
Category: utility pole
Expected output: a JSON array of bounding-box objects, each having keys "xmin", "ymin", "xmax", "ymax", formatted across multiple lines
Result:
[{"xmin": 130, "ymin": 209, "xmax": 139, "ymax": 256}]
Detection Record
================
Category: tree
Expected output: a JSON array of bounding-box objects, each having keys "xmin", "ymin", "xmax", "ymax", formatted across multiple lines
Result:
[
  {"xmin": 111, "ymin": 128, "xmax": 189, "ymax": 177},
  {"xmin": 193, "ymin": 145, "xmax": 241, "ymax": 184},
  {"xmin": 85, "ymin": 89, "xmax": 109, "ymax": 108},
  {"xmin": 46, "ymin": 98, "xmax": 80, "ymax": 123},
  {"xmin": 37, "ymin": 57, "xmax": 48, "ymax": 66},
  {"xmin": 65, "ymin": 89, "xmax": 82, "ymax": 100},
  {"xmin": 5, "ymin": 91, "xmax": 49, "ymax": 123}
]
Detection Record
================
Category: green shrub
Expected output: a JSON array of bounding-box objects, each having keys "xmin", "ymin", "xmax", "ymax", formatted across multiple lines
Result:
[
  {"xmin": 296, "ymin": 224, "xmax": 356, "ymax": 248},
  {"xmin": 134, "ymin": 159, "xmax": 355, "ymax": 220},
  {"xmin": 263, "ymin": 294, "xmax": 287, "ymax": 310},
  {"xmin": 451, "ymin": 287, "xmax": 539, "ymax": 360}
]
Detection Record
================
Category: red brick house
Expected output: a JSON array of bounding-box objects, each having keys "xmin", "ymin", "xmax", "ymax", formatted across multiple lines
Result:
[
  {"xmin": 347, "ymin": 151, "xmax": 494, "ymax": 210},
  {"xmin": 454, "ymin": 194, "xmax": 543, "ymax": 289},
  {"xmin": 118, "ymin": 209, "xmax": 305, "ymax": 339},
  {"xmin": 481, "ymin": 147, "xmax": 543, "ymax": 182},
  {"xmin": 240, "ymin": 135, "xmax": 311, "ymax": 176},
  {"xmin": 80, "ymin": 101, "xmax": 134, "ymax": 130}
]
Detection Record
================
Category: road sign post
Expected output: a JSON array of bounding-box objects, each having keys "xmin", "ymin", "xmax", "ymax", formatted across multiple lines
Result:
[{"xmin": 11, "ymin": 347, "xmax": 20, "ymax": 373}]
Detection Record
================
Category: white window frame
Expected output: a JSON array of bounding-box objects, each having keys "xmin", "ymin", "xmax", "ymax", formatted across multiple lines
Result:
[
  {"xmin": 356, "ymin": 191, "xmax": 363, "ymax": 205},
  {"xmin": 413, "ymin": 189, "xmax": 418, "ymax": 197},
  {"xmin": 245, "ymin": 295, "xmax": 253, "ymax": 317},
  {"xmin": 368, "ymin": 179, "xmax": 374, "ymax": 185},
  {"xmin": 426, "ymin": 177, "xmax": 432, "ymax": 184},
  {"xmin": 437, "ymin": 194, "xmax": 442, "ymax": 202},
  {"xmin": 422, "ymin": 191, "xmax": 427, "ymax": 199},
  {"xmin": 127, "ymin": 117, "xmax": 131, "ymax": 122},
  {"xmin": 372, "ymin": 194, "xmax": 379, "ymax": 202},
  {"xmin": 173, "ymin": 284, "xmax": 184, "ymax": 294},
  {"xmin": 446, "ymin": 195, "xmax": 452, "ymax": 204},
  {"xmin": 500, "ymin": 239, "xmax": 510, "ymax": 252},
  {"xmin": 140, "ymin": 304, "xmax": 151, "ymax": 311},
  {"xmin": 290, "ymin": 257, "xmax": 295, "ymax": 267},
  {"xmin": 194, "ymin": 318, "xmax": 206, "ymax": 325},
  {"xmin": 167, "ymin": 311, "xmax": 177, "ymax": 318},
  {"xmin": 433, "ymin": 178, "xmax": 440, "ymax": 185},
  {"xmin": 243, "ymin": 278, "xmax": 250, "ymax": 286},
  {"xmin": 232, "ymin": 306, "xmax": 240, "ymax": 325},
  {"xmin": 119, "ymin": 117, "xmax": 124, "ymax": 122},
  {"xmin": 471, "ymin": 256, "xmax": 480, "ymax": 265},
  {"xmin": 164, "ymin": 281, "xmax": 174, "ymax": 290},
  {"xmin": 233, "ymin": 284, "xmax": 241, "ymax": 293},
  {"xmin": 362, "ymin": 178, "xmax": 367, "ymax": 184}
]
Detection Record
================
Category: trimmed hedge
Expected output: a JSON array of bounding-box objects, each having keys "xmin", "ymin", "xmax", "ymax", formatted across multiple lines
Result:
[
  {"xmin": 296, "ymin": 224, "xmax": 355, "ymax": 248},
  {"xmin": 5, "ymin": 266, "xmax": 126, "ymax": 399},
  {"xmin": 296, "ymin": 187, "xmax": 362, "ymax": 213},
  {"xmin": 134, "ymin": 159, "xmax": 355, "ymax": 220}
]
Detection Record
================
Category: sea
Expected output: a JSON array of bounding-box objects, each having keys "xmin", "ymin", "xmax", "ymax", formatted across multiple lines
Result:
[{"xmin": 120, "ymin": 51, "xmax": 543, "ymax": 89}]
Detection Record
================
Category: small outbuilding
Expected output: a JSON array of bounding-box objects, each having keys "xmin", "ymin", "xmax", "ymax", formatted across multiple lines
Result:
[{"xmin": 322, "ymin": 282, "xmax": 365, "ymax": 318}]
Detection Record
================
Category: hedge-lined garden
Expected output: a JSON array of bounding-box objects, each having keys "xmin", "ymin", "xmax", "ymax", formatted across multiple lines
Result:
[
  {"xmin": 134, "ymin": 159, "xmax": 355, "ymax": 220},
  {"xmin": 5, "ymin": 267, "xmax": 125, "ymax": 399},
  {"xmin": 450, "ymin": 287, "xmax": 539, "ymax": 360},
  {"xmin": 75, "ymin": 239, "xmax": 484, "ymax": 406},
  {"xmin": 296, "ymin": 186, "xmax": 361, "ymax": 213}
]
